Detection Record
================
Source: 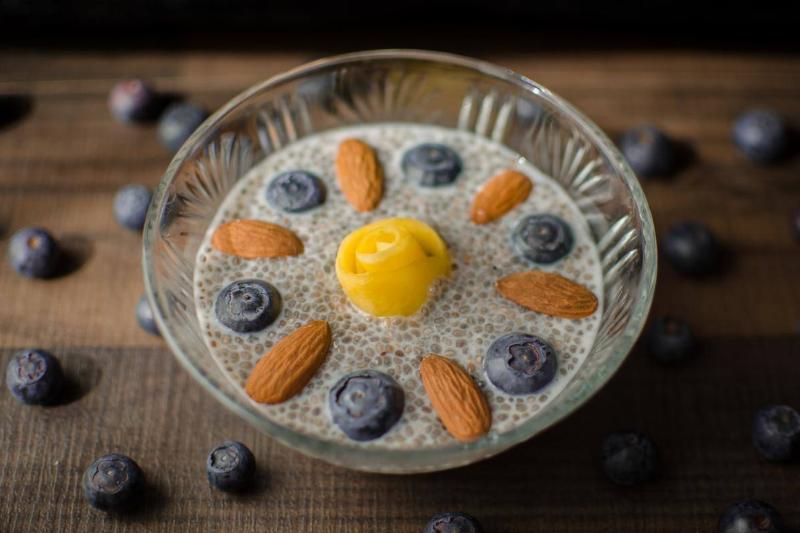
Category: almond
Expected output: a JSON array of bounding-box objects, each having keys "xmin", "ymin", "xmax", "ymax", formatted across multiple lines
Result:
[
  {"xmin": 335, "ymin": 138, "xmax": 384, "ymax": 212},
  {"xmin": 211, "ymin": 219, "xmax": 303, "ymax": 259},
  {"xmin": 245, "ymin": 320, "xmax": 331, "ymax": 404},
  {"xmin": 419, "ymin": 354, "xmax": 491, "ymax": 443},
  {"xmin": 470, "ymin": 169, "xmax": 533, "ymax": 224},
  {"xmin": 496, "ymin": 270, "xmax": 598, "ymax": 319}
]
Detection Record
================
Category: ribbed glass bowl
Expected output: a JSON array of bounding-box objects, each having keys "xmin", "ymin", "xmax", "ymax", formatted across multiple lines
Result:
[{"xmin": 143, "ymin": 50, "xmax": 656, "ymax": 473}]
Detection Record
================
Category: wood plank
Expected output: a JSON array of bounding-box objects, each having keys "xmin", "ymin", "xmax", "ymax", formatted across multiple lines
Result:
[{"xmin": 1, "ymin": 339, "xmax": 798, "ymax": 532}]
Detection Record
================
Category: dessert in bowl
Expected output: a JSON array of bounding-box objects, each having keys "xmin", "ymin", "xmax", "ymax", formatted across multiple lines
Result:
[{"xmin": 144, "ymin": 50, "xmax": 656, "ymax": 473}]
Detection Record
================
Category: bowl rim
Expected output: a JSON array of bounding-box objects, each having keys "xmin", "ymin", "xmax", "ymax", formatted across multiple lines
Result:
[{"xmin": 143, "ymin": 49, "xmax": 657, "ymax": 471}]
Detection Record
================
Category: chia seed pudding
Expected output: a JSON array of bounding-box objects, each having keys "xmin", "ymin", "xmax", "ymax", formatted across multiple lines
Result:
[{"xmin": 194, "ymin": 123, "xmax": 604, "ymax": 450}]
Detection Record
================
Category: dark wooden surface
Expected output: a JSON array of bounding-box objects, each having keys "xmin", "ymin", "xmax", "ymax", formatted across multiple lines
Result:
[{"xmin": 1, "ymin": 49, "xmax": 799, "ymax": 532}]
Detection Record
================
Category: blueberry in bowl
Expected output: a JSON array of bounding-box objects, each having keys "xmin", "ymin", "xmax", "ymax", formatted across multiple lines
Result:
[
  {"xmin": 484, "ymin": 333, "xmax": 558, "ymax": 395},
  {"xmin": 215, "ymin": 280, "xmax": 282, "ymax": 334},
  {"xmin": 266, "ymin": 170, "xmax": 326, "ymax": 213},
  {"xmin": 511, "ymin": 214, "xmax": 574, "ymax": 264},
  {"xmin": 402, "ymin": 143, "xmax": 462, "ymax": 187},
  {"xmin": 328, "ymin": 370, "xmax": 405, "ymax": 442}
]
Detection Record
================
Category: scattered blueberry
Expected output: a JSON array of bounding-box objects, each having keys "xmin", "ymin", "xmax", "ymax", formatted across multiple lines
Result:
[
  {"xmin": 484, "ymin": 333, "xmax": 557, "ymax": 395},
  {"xmin": 402, "ymin": 143, "xmax": 462, "ymax": 187},
  {"xmin": 600, "ymin": 431, "xmax": 659, "ymax": 486},
  {"xmin": 733, "ymin": 109, "xmax": 789, "ymax": 163},
  {"xmin": 157, "ymin": 102, "xmax": 208, "ymax": 153},
  {"xmin": 645, "ymin": 316, "xmax": 694, "ymax": 363},
  {"xmin": 206, "ymin": 440, "xmax": 256, "ymax": 492},
  {"xmin": 619, "ymin": 125, "xmax": 676, "ymax": 178},
  {"xmin": 662, "ymin": 221, "xmax": 720, "ymax": 276},
  {"xmin": 82, "ymin": 453, "xmax": 144, "ymax": 511},
  {"xmin": 328, "ymin": 370, "xmax": 404, "ymax": 442},
  {"xmin": 215, "ymin": 280, "xmax": 282, "ymax": 333},
  {"xmin": 424, "ymin": 512, "xmax": 484, "ymax": 533},
  {"xmin": 511, "ymin": 214, "xmax": 574, "ymax": 264},
  {"xmin": 7, "ymin": 227, "xmax": 60, "ymax": 278},
  {"xmin": 113, "ymin": 184, "xmax": 152, "ymax": 231},
  {"xmin": 5, "ymin": 349, "xmax": 63, "ymax": 405},
  {"xmin": 718, "ymin": 500, "xmax": 785, "ymax": 533},
  {"xmin": 752, "ymin": 404, "xmax": 800, "ymax": 462},
  {"xmin": 108, "ymin": 79, "xmax": 156, "ymax": 123},
  {"xmin": 266, "ymin": 170, "xmax": 326, "ymax": 213},
  {"xmin": 136, "ymin": 294, "xmax": 160, "ymax": 336}
]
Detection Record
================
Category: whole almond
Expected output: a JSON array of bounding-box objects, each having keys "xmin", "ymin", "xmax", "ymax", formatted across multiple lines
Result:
[
  {"xmin": 419, "ymin": 354, "xmax": 491, "ymax": 443},
  {"xmin": 212, "ymin": 219, "xmax": 303, "ymax": 259},
  {"xmin": 496, "ymin": 270, "xmax": 598, "ymax": 319},
  {"xmin": 245, "ymin": 320, "xmax": 331, "ymax": 404},
  {"xmin": 470, "ymin": 169, "xmax": 533, "ymax": 224},
  {"xmin": 335, "ymin": 138, "xmax": 384, "ymax": 212}
]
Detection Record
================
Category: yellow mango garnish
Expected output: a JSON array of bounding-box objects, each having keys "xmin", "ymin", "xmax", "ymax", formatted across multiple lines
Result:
[{"xmin": 336, "ymin": 218, "xmax": 451, "ymax": 317}]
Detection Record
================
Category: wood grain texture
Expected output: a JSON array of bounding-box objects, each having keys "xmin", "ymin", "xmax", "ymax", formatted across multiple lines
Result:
[{"xmin": 1, "ymin": 49, "xmax": 799, "ymax": 532}]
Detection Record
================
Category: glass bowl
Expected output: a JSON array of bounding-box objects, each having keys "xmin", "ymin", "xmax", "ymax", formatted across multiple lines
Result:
[{"xmin": 143, "ymin": 49, "xmax": 656, "ymax": 473}]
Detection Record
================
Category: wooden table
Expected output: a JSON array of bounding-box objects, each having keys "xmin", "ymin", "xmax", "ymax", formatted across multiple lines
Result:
[{"xmin": 1, "ymin": 47, "xmax": 799, "ymax": 532}]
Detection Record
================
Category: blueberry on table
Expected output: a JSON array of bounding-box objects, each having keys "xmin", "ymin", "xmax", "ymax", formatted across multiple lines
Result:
[
  {"xmin": 645, "ymin": 316, "xmax": 694, "ymax": 363},
  {"xmin": 402, "ymin": 143, "xmax": 463, "ymax": 187},
  {"xmin": 108, "ymin": 79, "xmax": 156, "ymax": 123},
  {"xmin": 328, "ymin": 370, "xmax": 404, "ymax": 441},
  {"xmin": 484, "ymin": 333, "xmax": 557, "ymax": 395},
  {"xmin": 82, "ymin": 453, "xmax": 144, "ymax": 511},
  {"xmin": 424, "ymin": 512, "xmax": 484, "ymax": 533},
  {"xmin": 157, "ymin": 102, "xmax": 208, "ymax": 153},
  {"xmin": 662, "ymin": 221, "xmax": 720, "ymax": 276},
  {"xmin": 600, "ymin": 431, "xmax": 658, "ymax": 486},
  {"xmin": 5, "ymin": 349, "xmax": 63, "ymax": 405},
  {"xmin": 790, "ymin": 208, "xmax": 800, "ymax": 242},
  {"xmin": 215, "ymin": 280, "xmax": 281, "ymax": 333},
  {"xmin": 113, "ymin": 184, "xmax": 152, "ymax": 231},
  {"xmin": 7, "ymin": 227, "xmax": 60, "ymax": 278},
  {"xmin": 752, "ymin": 405, "xmax": 800, "ymax": 462},
  {"xmin": 136, "ymin": 294, "xmax": 160, "ymax": 336},
  {"xmin": 619, "ymin": 125, "xmax": 676, "ymax": 178},
  {"xmin": 511, "ymin": 214, "xmax": 574, "ymax": 264},
  {"xmin": 266, "ymin": 170, "xmax": 326, "ymax": 213},
  {"xmin": 733, "ymin": 109, "xmax": 789, "ymax": 163},
  {"xmin": 718, "ymin": 500, "xmax": 785, "ymax": 533},
  {"xmin": 206, "ymin": 440, "xmax": 256, "ymax": 492}
]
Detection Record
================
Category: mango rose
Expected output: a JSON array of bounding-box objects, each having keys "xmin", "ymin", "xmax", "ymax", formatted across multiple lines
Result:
[{"xmin": 335, "ymin": 218, "xmax": 451, "ymax": 317}]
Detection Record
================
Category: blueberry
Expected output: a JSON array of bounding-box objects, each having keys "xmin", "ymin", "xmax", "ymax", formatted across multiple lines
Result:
[
  {"xmin": 136, "ymin": 294, "xmax": 160, "ymax": 336},
  {"xmin": 113, "ymin": 184, "xmax": 152, "ymax": 231},
  {"xmin": 718, "ymin": 500, "xmax": 785, "ymax": 533},
  {"xmin": 619, "ymin": 125, "xmax": 676, "ymax": 178},
  {"xmin": 511, "ymin": 214, "xmax": 574, "ymax": 264},
  {"xmin": 424, "ymin": 512, "xmax": 484, "ymax": 533},
  {"xmin": 402, "ymin": 143, "xmax": 462, "ymax": 187},
  {"xmin": 733, "ymin": 109, "xmax": 789, "ymax": 163},
  {"xmin": 328, "ymin": 370, "xmax": 404, "ymax": 441},
  {"xmin": 645, "ymin": 316, "xmax": 694, "ymax": 363},
  {"xmin": 7, "ymin": 227, "xmax": 60, "ymax": 278},
  {"xmin": 662, "ymin": 221, "xmax": 720, "ymax": 276},
  {"xmin": 752, "ymin": 405, "xmax": 800, "ymax": 462},
  {"xmin": 157, "ymin": 102, "xmax": 208, "ymax": 153},
  {"xmin": 82, "ymin": 453, "xmax": 144, "ymax": 511},
  {"xmin": 108, "ymin": 79, "xmax": 156, "ymax": 123},
  {"xmin": 266, "ymin": 170, "xmax": 326, "ymax": 213},
  {"xmin": 600, "ymin": 431, "xmax": 659, "ymax": 486},
  {"xmin": 5, "ymin": 349, "xmax": 63, "ymax": 405},
  {"xmin": 206, "ymin": 440, "xmax": 256, "ymax": 492},
  {"xmin": 215, "ymin": 279, "xmax": 281, "ymax": 333},
  {"xmin": 484, "ymin": 333, "xmax": 557, "ymax": 395}
]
